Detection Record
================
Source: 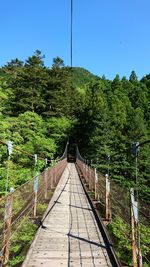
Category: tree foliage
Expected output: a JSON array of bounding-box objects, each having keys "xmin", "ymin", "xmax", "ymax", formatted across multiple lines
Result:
[
  {"xmin": 0, "ymin": 52, "xmax": 149, "ymax": 198},
  {"xmin": 0, "ymin": 51, "xmax": 150, "ymax": 266}
]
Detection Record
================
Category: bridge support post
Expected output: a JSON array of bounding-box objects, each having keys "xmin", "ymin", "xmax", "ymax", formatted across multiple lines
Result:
[
  {"xmin": 89, "ymin": 166, "xmax": 92, "ymax": 191},
  {"xmin": 2, "ymin": 188, "xmax": 14, "ymax": 267},
  {"xmin": 44, "ymin": 169, "xmax": 48, "ymax": 200},
  {"xmin": 85, "ymin": 164, "xmax": 88, "ymax": 185},
  {"xmin": 85, "ymin": 162, "xmax": 88, "ymax": 180},
  {"xmin": 53, "ymin": 161, "xmax": 56, "ymax": 186},
  {"xmin": 131, "ymin": 194, "xmax": 137, "ymax": 267},
  {"xmin": 94, "ymin": 168, "xmax": 98, "ymax": 200},
  {"xmin": 33, "ymin": 175, "xmax": 39, "ymax": 218},
  {"xmin": 105, "ymin": 174, "xmax": 111, "ymax": 220},
  {"xmin": 130, "ymin": 188, "xmax": 142, "ymax": 267},
  {"xmin": 51, "ymin": 161, "xmax": 54, "ymax": 189},
  {"xmin": 33, "ymin": 193, "xmax": 37, "ymax": 218}
]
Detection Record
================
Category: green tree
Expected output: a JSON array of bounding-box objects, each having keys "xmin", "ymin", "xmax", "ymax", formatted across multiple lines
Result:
[
  {"xmin": 52, "ymin": 56, "xmax": 64, "ymax": 68},
  {"xmin": 6, "ymin": 51, "xmax": 48, "ymax": 115},
  {"xmin": 129, "ymin": 70, "xmax": 138, "ymax": 83},
  {"xmin": 43, "ymin": 58, "xmax": 75, "ymax": 117}
]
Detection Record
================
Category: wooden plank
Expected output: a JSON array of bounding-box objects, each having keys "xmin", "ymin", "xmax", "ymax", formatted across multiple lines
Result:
[{"xmin": 22, "ymin": 163, "xmax": 112, "ymax": 267}]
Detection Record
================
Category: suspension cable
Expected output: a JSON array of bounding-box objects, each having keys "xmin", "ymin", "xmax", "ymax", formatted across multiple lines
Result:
[{"xmin": 70, "ymin": 0, "xmax": 73, "ymax": 68}]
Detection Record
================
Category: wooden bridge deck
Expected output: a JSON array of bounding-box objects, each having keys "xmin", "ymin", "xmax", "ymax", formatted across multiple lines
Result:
[{"xmin": 22, "ymin": 163, "xmax": 112, "ymax": 267}]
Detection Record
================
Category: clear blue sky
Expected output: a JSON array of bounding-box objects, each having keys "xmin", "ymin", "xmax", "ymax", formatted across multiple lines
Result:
[{"xmin": 0, "ymin": 0, "xmax": 150, "ymax": 80}]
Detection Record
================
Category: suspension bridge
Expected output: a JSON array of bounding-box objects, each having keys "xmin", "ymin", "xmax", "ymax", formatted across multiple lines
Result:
[{"xmin": 0, "ymin": 142, "xmax": 149, "ymax": 267}]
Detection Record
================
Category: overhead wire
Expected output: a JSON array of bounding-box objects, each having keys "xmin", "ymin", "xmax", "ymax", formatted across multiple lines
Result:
[{"xmin": 70, "ymin": 0, "xmax": 73, "ymax": 68}]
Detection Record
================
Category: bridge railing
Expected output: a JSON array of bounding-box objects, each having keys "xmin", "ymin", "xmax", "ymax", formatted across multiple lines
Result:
[
  {"xmin": 76, "ymin": 158, "xmax": 150, "ymax": 266},
  {"xmin": 0, "ymin": 197, "xmax": 5, "ymax": 254},
  {"xmin": 0, "ymin": 159, "xmax": 67, "ymax": 265},
  {"xmin": 76, "ymin": 159, "xmax": 95, "ymax": 190}
]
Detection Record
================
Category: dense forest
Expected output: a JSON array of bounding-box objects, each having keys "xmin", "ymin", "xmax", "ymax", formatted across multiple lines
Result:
[
  {"xmin": 0, "ymin": 50, "xmax": 150, "ymax": 200},
  {"xmin": 0, "ymin": 50, "xmax": 150, "ymax": 266}
]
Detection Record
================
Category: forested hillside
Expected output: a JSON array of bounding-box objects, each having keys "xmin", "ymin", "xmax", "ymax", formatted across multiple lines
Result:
[{"xmin": 0, "ymin": 50, "xmax": 150, "ymax": 199}]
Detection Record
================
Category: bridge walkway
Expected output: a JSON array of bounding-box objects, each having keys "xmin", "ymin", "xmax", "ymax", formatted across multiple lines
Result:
[{"xmin": 22, "ymin": 163, "xmax": 112, "ymax": 267}]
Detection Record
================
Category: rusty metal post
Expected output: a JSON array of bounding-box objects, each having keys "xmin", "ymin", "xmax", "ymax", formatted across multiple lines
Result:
[
  {"xmin": 105, "ymin": 174, "xmax": 111, "ymax": 220},
  {"xmin": 33, "ymin": 175, "xmax": 39, "ymax": 218},
  {"xmin": 88, "ymin": 161, "xmax": 91, "ymax": 186},
  {"xmin": 51, "ymin": 169, "xmax": 54, "ymax": 189},
  {"xmin": 94, "ymin": 168, "xmax": 98, "ymax": 200},
  {"xmin": 3, "ymin": 188, "xmax": 14, "ymax": 266},
  {"xmin": 86, "ymin": 159, "xmax": 89, "ymax": 187},
  {"xmin": 44, "ymin": 158, "xmax": 48, "ymax": 199},
  {"xmin": 51, "ymin": 160, "xmax": 54, "ymax": 189},
  {"xmin": 130, "ymin": 188, "xmax": 138, "ymax": 267},
  {"xmin": 33, "ymin": 193, "xmax": 37, "ymax": 218},
  {"xmin": 90, "ymin": 160, "xmax": 93, "ymax": 190},
  {"xmin": 44, "ymin": 168, "xmax": 48, "ymax": 200},
  {"xmin": 54, "ymin": 160, "xmax": 56, "ymax": 187},
  {"xmin": 130, "ymin": 188, "xmax": 143, "ymax": 267},
  {"xmin": 131, "ymin": 208, "xmax": 137, "ymax": 267},
  {"xmin": 85, "ymin": 161, "xmax": 88, "ymax": 183},
  {"xmin": 89, "ymin": 166, "xmax": 92, "ymax": 190}
]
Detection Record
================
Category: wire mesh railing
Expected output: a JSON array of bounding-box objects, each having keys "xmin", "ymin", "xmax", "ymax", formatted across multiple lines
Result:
[
  {"xmin": 0, "ymin": 197, "xmax": 5, "ymax": 255},
  {"xmin": 76, "ymin": 159, "xmax": 150, "ymax": 267},
  {"xmin": 0, "ymin": 158, "xmax": 67, "ymax": 265}
]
